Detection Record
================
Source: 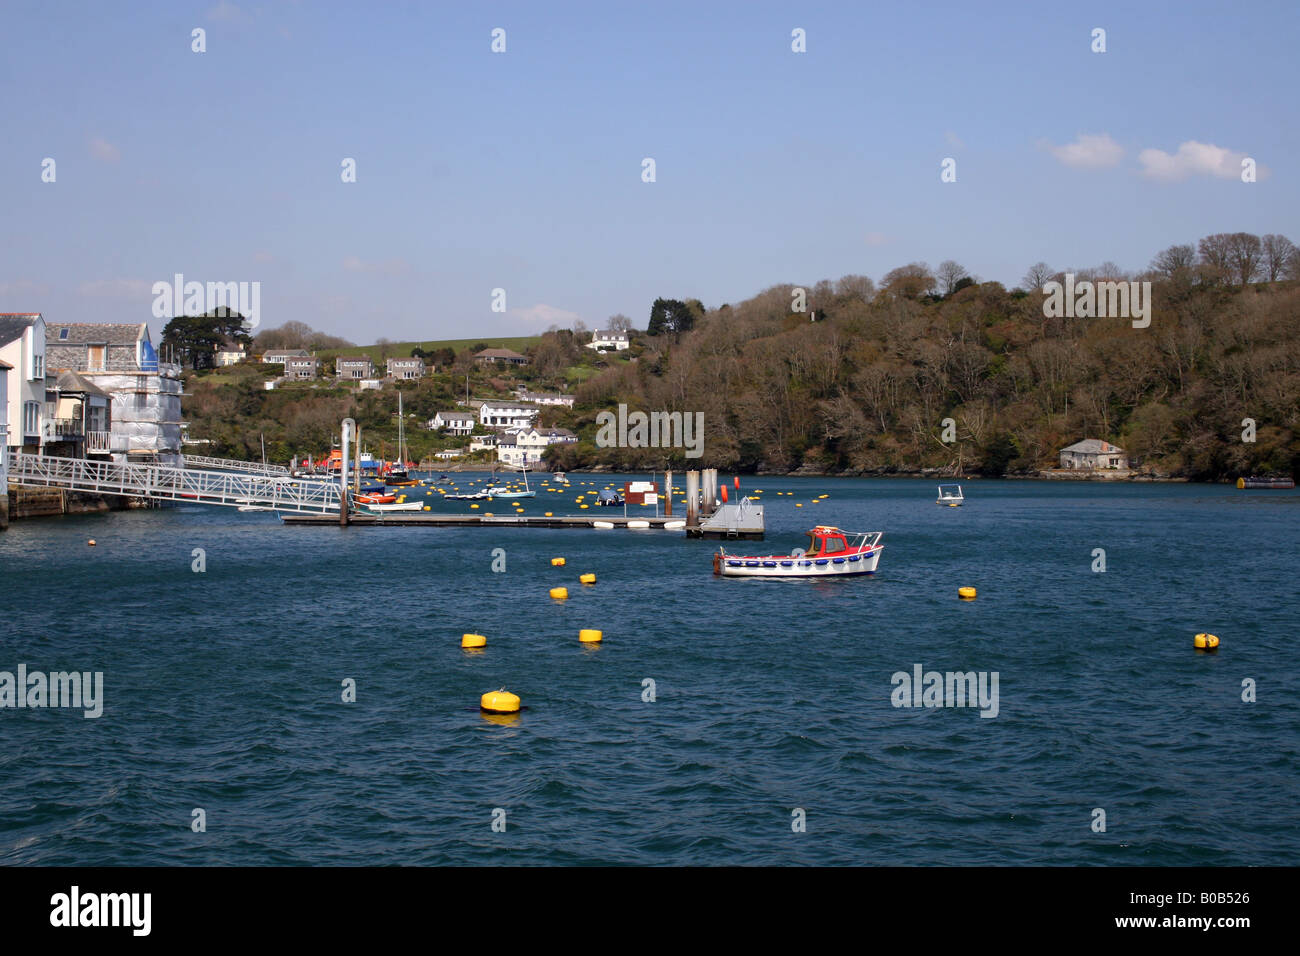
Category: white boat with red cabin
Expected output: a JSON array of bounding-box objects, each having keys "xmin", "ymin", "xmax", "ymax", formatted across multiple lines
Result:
[{"xmin": 713, "ymin": 526, "xmax": 883, "ymax": 578}]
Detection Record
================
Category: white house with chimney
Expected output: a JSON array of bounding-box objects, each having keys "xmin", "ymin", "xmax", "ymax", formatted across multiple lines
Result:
[
  {"xmin": 1059, "ymin": 439, "xmax": 1128, "ymax": 470},
  {"xmin": 587, "ymin": 330, "xmax": 630, "ymax": 351}
]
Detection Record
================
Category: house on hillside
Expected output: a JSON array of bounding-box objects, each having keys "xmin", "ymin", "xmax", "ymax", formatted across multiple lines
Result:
[
  {"xmin": 1, "ymin": 314, "xmax": 48, "ymax": 452},
  {"xmin": 215, "ymin": 341, "xmax": 247, "ymax": 366},
  {"xmin": 474, "ymin": 347, "xmax": 528, "ymax": 366},
  {"xmin": 385, "ymin": 357, "xmax": 425, "ymax": 380},
  {"xmin": 336, "ymin": 356, "xmax": 376, "ymax": 380},
  {"xmin": 1059, "ymin": 439, "xmax": 1128, "ymax": 471},
  {"xmin": 262, "ymin": 349, "xmax": 309, "ymax": 365},
  {"xmin": 477, "ymin": 399, "xmax": 539, "ymax": 429},
  {"xmin": 284, "ymin": 355, "xmax": 320, "ymax": 380},
  {"xmin": 516, "ymin": 388, "xmax": 575, "ymax": 407},
  {"xmin": 430, "ymin": 411, "xmax": 475, "ymax": 435},
  {"xmin": 497, "ymin": 426, "xmax": 576, "ymax": 467},
  {"xmin": 587, "ymin": 330, "xmax": 630, "ymax": 351},
  {"xmin": 45, "ymin": 371, "xmax": 113, "ymax": 458}
]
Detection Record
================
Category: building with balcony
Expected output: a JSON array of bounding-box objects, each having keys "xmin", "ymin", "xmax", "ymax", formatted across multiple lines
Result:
[
  {"xmin": 284, "ymin": 355, "xmax": 320, "ymax": 380},
  {"xmin": 337, "ymin": 356, "xmax": 376, "ymax": 380},
  {"xmin": 386, "ymin": 357, "xmax": 425, "ymax": 380},
  {"xmin": 45, "ymin": 371, "xmax": 113, "ymax": 458}
]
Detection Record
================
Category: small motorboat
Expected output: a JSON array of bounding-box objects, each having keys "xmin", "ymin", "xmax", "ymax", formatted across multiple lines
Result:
[
  {"xmin": 714, "ymin": 526, "xmax": 883, "ymax": 578},
  {"xmin": 359, "ymin": 500, "xmax": 424, "ymax": 513},
  {"xmin": 596, "ymin": 489, "xmax": 624, "ymax": 506},
  {"xmin": 936, "ymin": 484, "xmax": 964, "ymax": 507},
  {"xmin": 355, "ymin": 492, "xmax": 397, "ymax": 505}
]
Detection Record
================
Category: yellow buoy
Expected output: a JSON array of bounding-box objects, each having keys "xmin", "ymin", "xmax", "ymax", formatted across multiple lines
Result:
[
  {"xmin": 424, "ymin": 506, "xmax": 431, "ymax": 511},
  {"xmin": 461, "ymin": 633, "xmax": 487, "ymax": 649},
  {"xmin": 544, "ymin": 512, "xmax": 553, "ymax": 517},
  {"xmin": 958, "ymin": 586, "xmax": 977, "ymax": 600},
  {"xmin": 579, "ymin": 629, "xmax": 603, "ymax": 643},
  {"xmin": 795, "ymin": 503, "xmax": 803, "ymax": 507},
  {"xmin": 579, "ymin": 504, "xmax": 589, "ymax": 509},
  {"xmin": 549, "ymin": 586, "xmax": 569, "ymax": 600},
  {"xmin": 1236, "ymin": 477, "xmax": 1246, "ymax": 489},
  {"xmin": 1194, "ymin": 633, "xmax": 1220, "ymax": 651},
  {"xmin": 551, "ymin": 557, "xmax": 566, "ymax": 566},
  {"xmin": 579, "ymin": 573, "xmax": 596, "ymax": 584},
  {"xmin": 480, "ymin": 689, "xmax": 520, "ymax": 714},
  {"xmin": 470, "ymin": 503, "xmax": 479, "ymax": 509}
]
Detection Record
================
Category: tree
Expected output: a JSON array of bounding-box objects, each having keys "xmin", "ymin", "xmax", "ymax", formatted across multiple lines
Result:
[
  {"xmin": 881, "ymin": 263, "xmax": 935, "ymax": 300},
  {"xmin": 1260, "ymin": 234, "xmax": 1297, "ymax": 282},
  {"xmin": 1225, "ymin": 232, "xmax": 1263, "ymax": 286},
  {"xmin": 161, "ymin": 314, "xmax": 226, "ymax": 370},
  {"xmin": 834, "ymin": 275, "xmax": 875, "ymax": 303},
  {"xmin": 937, "ymin": 260, "xmax": 970, "ymax": 296},
  {"xmin": 647, "ymin": 298, "xmax": 697, "ymax": 336},
  {"xmin": 1197, "ymin": 233, "xmax": 1235, "ymax": 284},
  {"xmin": 1021, "ymin": 262, "xmax": 1054, "ymax": 292},
  {"xmin": 607, "ymin": 313, "xmax": 634, "ymax": 333},
  {"xmin": 1150, "ymin": 244, "xmax": 1197, "ymax": 278}
]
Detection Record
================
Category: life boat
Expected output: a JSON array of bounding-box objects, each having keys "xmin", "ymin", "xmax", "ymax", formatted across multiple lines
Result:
[
  {"xmin": 713, "ymin": 526, "xmax": 883, "ymax": 578},
  {"xmin": 355, "ymin": 492, "xmax": 397, "ymax": 505}
]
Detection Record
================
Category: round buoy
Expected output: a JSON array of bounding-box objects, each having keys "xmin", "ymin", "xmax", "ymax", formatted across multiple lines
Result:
[
  {"xmin": 579, "ymin": 629, "xmax": 603, "ymax": 643},
  {"xmin": 461, "ymin": 633, "xmax": 487, "ymax": 649},
  {"xmin": 544, "ymin": 512, "xmax": 553, "ymax": 517},
  {"xmin": 549, "ymin": 586, "xmax": 568, "ymax": 600},
  {"xmin": 480, "ymin": 689, "xmax": 520, "ymax": 714},
  {"xmin": 424, "ymin": 506, "xmax": 431, "ymax": 511},
  {"xmin": 579, "ymin": 573, "xmax": 596, "ymax": 584},
  {"xmin": 720, "ymin": 485, "xmax": 729, "ymax": 503},
  {"xmin": 470, "ymin": 503, "xmax": 479, "ymax": 509},
  {"xmin": 87, "ymin": 539, "xmax": 96, "ymax": 547},
  {"xmin": 1236, "ymin": 477, "xmax": 1246, "ymax": 489},
  {"xmin": 734, "ymin": 476, "xmax": 739, "ymax": 489},
  {"xmin": 1194, "ymin": 633, "xmax": 1220, "ymax": 651},
  {"xmin": 958, "ymin": 586, "xmax": 977, "ymax": 600},
  {"xmin": 579, "ymin": 504, "xmax": 589, "ymax": 509},
  {"xmin": 552, "ymin": 557, "xmax": 566, "ymax": 566},
  {"xmin": 795, "ymin": 503, "xmax": 803, "ymax": 508}
]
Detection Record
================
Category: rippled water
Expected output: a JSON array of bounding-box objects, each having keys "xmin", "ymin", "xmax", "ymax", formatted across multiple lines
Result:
[{"xmin": 2, "ymin": 475, "xmax": 1297, "ymax": 865}]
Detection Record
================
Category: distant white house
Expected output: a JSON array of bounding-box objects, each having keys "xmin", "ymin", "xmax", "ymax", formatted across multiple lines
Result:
[
  {"xmin": 469, "ymin": 434, "xmax": 498, "ymax": 452},
  {"xmin": 434, "ymin": 448, "xmax": 466, "ymax": 460},
  {"xmin": 262, "ymin": 349, "xmax": 309, "ymax": 365},
  {"xmin": 0, "ymin": 313, "xmax": 47, "ymax": 452},
  {"xmin": 587, "ymin": 330, "xmax": 630, "ymax": 351},
  {"xmin": 516, "ymin": 388, "xmax": 575, "ymax": 408},
  {"xmin": 1060, "ymin": 439, "xmax": 1128, "ymax": 470},
  {"xmin": 478, "ymin": 400, "xmax": 540, "ymax": 429},
  {"xmin": 430, "ymin": 411, "xmax": 475, "ymax": 435},
  {"xmin": 215, "ymin": 341, "xmax": 247, "ymax": 366},
  {"xmin": 497, "ymin": 426, "xmax": 577, "ymax": 466}
]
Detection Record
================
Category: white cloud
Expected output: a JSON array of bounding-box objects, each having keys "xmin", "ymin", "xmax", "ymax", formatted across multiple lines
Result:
[
  {"xmin": 342, "ymin": 256, "xmax": 413, "ymax": 276},
  {"xmin": 509, "ymin": 303, "xmax": 583, "ymax": 326},
  {"xmin": 0, "ymin": 279, "xmax": 50, "ymax": 297},
  {"xmin": 89, "ymin": 137, "xmax": 121, "ymax": 162},
  {"xmin": 77, "ymin": 279, "xmax": 153, "ymax": 299},
  {"xmin": 1137, "ymin": 140, "xmax": 1260, "ymax": 181},
  {"xmin": 1045, "ymin": 133, "xmax": 1124, "ymax": 168}
]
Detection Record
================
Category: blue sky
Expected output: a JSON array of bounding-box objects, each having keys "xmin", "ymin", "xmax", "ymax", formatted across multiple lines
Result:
[{"xmin": 2, "ymin": 0, "xmax": 1296, "ymax": 344}]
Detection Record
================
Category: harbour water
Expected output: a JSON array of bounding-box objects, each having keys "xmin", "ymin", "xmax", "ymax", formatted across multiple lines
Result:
[{"xmin": 1, "ymin": 476, "xmax": 1297, "ymax": 865}]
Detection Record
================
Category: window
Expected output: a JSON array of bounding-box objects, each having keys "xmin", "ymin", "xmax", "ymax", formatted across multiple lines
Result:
[
  {"xmin": 23, "ymin": 401, "xmax": 40, "ymax": 435},
  {"xmin": 58, "ymin": 328, "xmax": 69, "ymax": 340},
  {"xmin": 32, "ymin": 352, "xmax": 44, "ymax": 381}
]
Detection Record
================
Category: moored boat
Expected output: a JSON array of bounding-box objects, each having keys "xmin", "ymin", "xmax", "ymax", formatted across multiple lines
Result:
[
  {"xmin": 937, "ymin": 484, "xmax": 964, "ymax": 506},
  {"xmin": 714, "ymin": 526, "xmax": 883, "ymax": 578},
  {"xmin": 1237, "ymin": 476, "xmax": 1295, "ymax": 489}
]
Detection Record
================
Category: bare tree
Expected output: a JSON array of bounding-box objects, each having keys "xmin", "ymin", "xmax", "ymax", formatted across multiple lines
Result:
[
  {"xmin": 1198, "ymin": 233, "xmax": 1235, "ymax": 284},
  {"xmin": 1150, "ymin": 244, "xmax": 1197, "ymax": 278},
  {"xmin": 607, "ymin": 313, "xmax": 633, "ymax": 333},
  {"xmin": 937, "ymin": 260, "xmax": 970, "ymax": 295},
  {"xmin": 834, "ymin": 274, "xmax": 876, "ymax": 303},
  {"xmin": 1021, "ymin": 262, "xmax": 1054, "ymax": 292},
  {"xmin": 881, "ymin": 262, "xmax": 935, "ymax": 299},
  {"xmin": 1260, "ymin": 234, "xmax": 1297, "ymax": 282},
  {"xmin": 1225, "ymin": 232, "xmax": 1263, "ymax": 287}
]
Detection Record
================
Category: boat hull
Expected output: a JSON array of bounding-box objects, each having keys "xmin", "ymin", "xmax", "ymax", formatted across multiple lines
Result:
[{"xmin": 718, "ymin": 547, "xmax": 883, "ymax": 578}]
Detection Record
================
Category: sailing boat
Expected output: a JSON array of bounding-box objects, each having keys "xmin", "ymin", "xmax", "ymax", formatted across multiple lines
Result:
[
  {"xmin": 490, "ymin": 455, "xmax": 536, "ymax": 499},
  {"xmin": 385, "ymin": 392, "xmax": 419, "ymax": 486}
]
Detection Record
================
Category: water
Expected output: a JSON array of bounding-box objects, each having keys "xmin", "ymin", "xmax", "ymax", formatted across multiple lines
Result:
[{"xmin": 2, "ymin": 476, "xmax": 1297, "ymax": 865}]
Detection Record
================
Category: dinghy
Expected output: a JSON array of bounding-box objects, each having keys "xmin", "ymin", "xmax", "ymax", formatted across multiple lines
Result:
[{"xmin": 714, "ymin": 526, "xmax": 883, "ymax": 578}]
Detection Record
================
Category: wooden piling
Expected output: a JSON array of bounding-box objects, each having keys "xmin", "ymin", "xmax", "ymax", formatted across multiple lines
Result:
[
  {"xmin": 664, "ymin": 470, "xmax": 672, "ymax": 517},
  {"xmin": 686, "ymin": 470, "xmax": 699, "ymax": 527}
]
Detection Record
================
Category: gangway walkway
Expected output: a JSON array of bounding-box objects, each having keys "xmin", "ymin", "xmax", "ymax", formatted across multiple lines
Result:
[
  {"xmin": 6, "ymin": 450, "xmax": 340, "ymax": 515},
  {"xmin": 181, "ymin": 454, "xmax": 290, "ymax": 477}
]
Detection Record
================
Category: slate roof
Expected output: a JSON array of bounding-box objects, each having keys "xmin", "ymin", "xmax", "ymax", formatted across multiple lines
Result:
[
  {"xmin": 46, "ymin": 322, "xmax": 145, "ymax": 346},
  {"xmin": 0, "ymin": 314, "xmax": 42, "ymax": 347},
  {"xmin": 1061, "ymin": 439, "xmax": 1123, "ymax": 454}
]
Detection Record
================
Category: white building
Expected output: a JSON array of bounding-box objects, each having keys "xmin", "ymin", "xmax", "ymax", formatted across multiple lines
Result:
[
  {"xmin": 497, "ymin": 426, "xmax": 576, "ymax": 467},
  {"xmin": 215, "ymin": 342, "xmax": 247, "ymax": 366},
  {"xmin": 0, "ymin": 314, "xmax": 47, "ymax": 452},
  {"xmin": 587, "ymin": 330, "xmax": 630, "ymax": 351},
  {"xmin": 469, "ymin": 434, "xmax": 498, "ymax": 453},
  {"xmin": 478, "ymin": 400, "xmax": 540, "ymax": 429},
  {"xmin": 1059, "ymin": 439, "xmax": 1128, "ymax": 471},
  {"xmin": 516, "ymin": 388, "xmax": 575, "ymax": 408},
  {"xmin": 0, "ymin": 358, "xmax": 10, "ymax": 485},
  {"xmin": 262, "ymin": 349, "xmax": 309, "ymax": 364},
  {"xmin": 430, "ymin": 411, "xmax": 475, "ymax": 435}
]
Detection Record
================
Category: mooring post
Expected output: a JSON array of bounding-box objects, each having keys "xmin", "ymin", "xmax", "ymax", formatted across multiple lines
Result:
[
  {"xmin": 664, "ymin": 470, "xmax": 672, "ymax": 517},
  {"xmin": 686, "ymin": 470, "xmax": 699, "ymax": 527},
  {"xmin": 339, "ymin": 417, "xmax": 354, "ymax": 527}
]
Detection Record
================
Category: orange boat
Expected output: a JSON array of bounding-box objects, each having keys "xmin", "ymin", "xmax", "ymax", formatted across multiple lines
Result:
[{"xmin": 355, "ymin": 492, "xmax": 396, "ymax": 505}]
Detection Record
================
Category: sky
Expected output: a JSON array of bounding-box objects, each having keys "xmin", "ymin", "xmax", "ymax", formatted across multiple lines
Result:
[{"xmin": 1, "ymin": 0, "xmax": 1297, "ymax": 345}]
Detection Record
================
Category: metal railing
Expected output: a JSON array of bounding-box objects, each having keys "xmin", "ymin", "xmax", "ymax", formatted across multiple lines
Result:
[
  {"xmin": 6, "ymin": 450, "xmax": 340, "ymax": 514},
  {"xmin": 181, "ymin": 454, "xmax": 290, "ymax": 476}
]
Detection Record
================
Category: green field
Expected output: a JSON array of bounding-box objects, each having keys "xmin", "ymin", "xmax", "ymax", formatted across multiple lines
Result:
[{"xmin": 311, "ymin": 336, "xmax": 542, "ymax": 364}]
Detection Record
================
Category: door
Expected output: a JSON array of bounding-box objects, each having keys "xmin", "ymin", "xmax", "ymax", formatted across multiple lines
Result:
[{"xmin": 88, "ymin": 345, "xmax": 106, "ymax": 371}]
